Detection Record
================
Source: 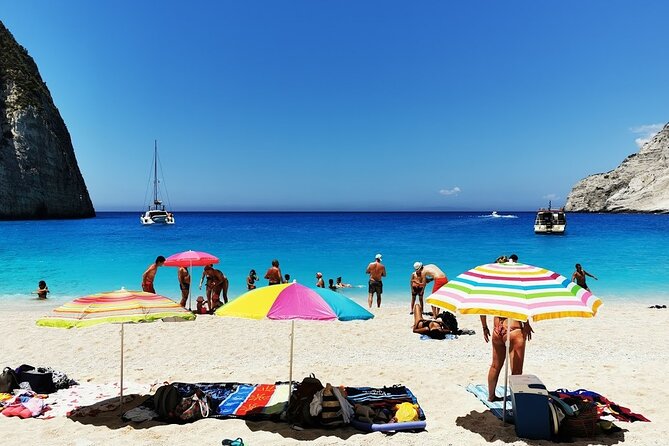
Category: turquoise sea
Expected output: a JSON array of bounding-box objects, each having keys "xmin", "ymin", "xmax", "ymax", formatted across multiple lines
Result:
[{"xmin": 1, "ymin": 212, "xmax": 668, "ymax": 305}]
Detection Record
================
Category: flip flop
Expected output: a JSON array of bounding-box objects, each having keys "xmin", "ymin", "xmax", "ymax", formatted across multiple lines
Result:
[{"xmin": 221, "ymin": 438, "xmax": 244, "ymax": 446}]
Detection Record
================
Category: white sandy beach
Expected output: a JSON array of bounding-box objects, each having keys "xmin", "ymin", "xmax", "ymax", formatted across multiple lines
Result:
[{"xmin": 0, "ymin": 299, "xmax": 666, "ymax": 445}]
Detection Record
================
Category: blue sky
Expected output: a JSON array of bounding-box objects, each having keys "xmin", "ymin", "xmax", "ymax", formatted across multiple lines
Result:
[{"xmin": 2, "ymin": 0, "xmax": 668, "ymax": 211}]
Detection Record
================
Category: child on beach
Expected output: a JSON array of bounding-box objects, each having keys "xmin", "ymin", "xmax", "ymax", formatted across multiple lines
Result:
[
  {"xmin": 33, "ymin": 280, "xmax": 49, "ymax": 299},
  {"xmin": 195, "ymin": 296, "xmax": 209, "ymax": 315}
]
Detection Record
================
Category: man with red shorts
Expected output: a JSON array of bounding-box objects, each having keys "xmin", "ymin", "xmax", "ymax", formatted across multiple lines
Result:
[
  {"xmin": 422, "ymin": 264, "xmax": 448, "ymax": 316},
  {"xmin": 141, "ymin": 256, "xmax": 165, "ymax": 293}
]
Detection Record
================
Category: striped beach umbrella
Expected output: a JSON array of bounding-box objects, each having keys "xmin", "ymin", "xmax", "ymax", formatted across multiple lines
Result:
[
  {"xmin": 426, "ymin": 261, "xmax": 602, "ymax": 322},
  {"xmin": 37, "ymin": 289, "xmax": 195, "ymax": 404},
  {"xmin": 216, "ymin": 283, "xmax": 373, "ymax": 392},
  {"xmin": 426, "ymin": 261, "xmax": 602, "ymax": 422}
]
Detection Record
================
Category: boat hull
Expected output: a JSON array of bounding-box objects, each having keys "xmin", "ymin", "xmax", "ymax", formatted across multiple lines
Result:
[
  {"xmin": 534, "ymin": 224, "xmax": 566, "ymax": 234},
  {"xmin": 141, "ymin": 210, "xmax": 175, "ymax": 225}
]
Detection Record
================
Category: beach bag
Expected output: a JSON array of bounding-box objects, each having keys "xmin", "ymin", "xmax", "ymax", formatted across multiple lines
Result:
[
  {"xmin": 287, "ymin": 374, "xmax": 324, "ymax": 427},
  {"xmin": 0, "ymin": 367, "xmax": 19, "ymax": 393},
  {"xmin": 559, "ymin": 399, "xmax": 599, "ymax": 437},
  {"xmin": 319, "ymin": 383, "xmax": 345, "ymax": 428},
  {"xmin": 176, "ymin": 388, "xmax": 211, "ymax": 421},
  {"xmin": 16, "ymin": 364, "xmax": 56, "ymax": 394},
  {"xmin": 154, "ymin": 384, "xmax": 183, "ymax": 420}
]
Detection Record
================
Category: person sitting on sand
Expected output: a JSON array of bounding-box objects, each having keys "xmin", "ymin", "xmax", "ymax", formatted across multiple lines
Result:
[
  {"xmin": 480, "ymin": 315, "xmax": 533, "ymax": 402},
  {"xmin": 412, "ymin": 304, "xmax": 451, "ymax": 339},
  {"xmin": 33, "ymin": 280, "xmax": 49, "ymax": 299},
  {"xmin": 572, "ymin": 263, "xmax": 597, "ymax": 291},
  {"xmin": 195, "ymin": 296, "xmax": 208, "ymax": 315}
]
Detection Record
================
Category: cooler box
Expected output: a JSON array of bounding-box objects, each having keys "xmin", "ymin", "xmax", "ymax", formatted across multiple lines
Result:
[{"xmin": 509, "ymin": 374, "xmax": 550, "ymax": 440}]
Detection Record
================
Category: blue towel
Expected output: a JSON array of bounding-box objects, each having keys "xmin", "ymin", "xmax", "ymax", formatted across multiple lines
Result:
[{"xmin": 466, "ymin": 384, "xmax": 515, "ymax": 422}]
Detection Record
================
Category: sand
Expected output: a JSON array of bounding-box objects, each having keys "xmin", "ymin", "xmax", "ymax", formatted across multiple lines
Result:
[{"xmin": 0, "ymin": 299, "xmax": 666, "ymax": 445}]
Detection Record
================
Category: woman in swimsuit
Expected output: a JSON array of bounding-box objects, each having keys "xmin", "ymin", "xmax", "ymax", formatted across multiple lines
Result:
[
  {"xmin": 480, "ymin": 315, "xmax": 533, "ymax": 402},
  {"xmin": 412, "ymin": 304, "xmax": 450, "ymax": 338}
]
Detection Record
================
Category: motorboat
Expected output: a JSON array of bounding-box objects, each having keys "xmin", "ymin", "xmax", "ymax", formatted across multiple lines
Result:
[
  {"xmin": 140, "ymin": 141, "xmax": 175, "ymax": 225},
  {"xmin": 534, "ymin": 202, "xmax": 565, "ymax": 234}
]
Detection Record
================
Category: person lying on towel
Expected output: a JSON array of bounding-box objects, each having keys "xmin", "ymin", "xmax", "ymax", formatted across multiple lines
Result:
[{"xmin": 412, "ymin": 304, "xmax": 451, "ymax": 339}]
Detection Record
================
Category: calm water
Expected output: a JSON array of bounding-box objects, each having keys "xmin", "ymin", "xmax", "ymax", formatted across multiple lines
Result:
[{"xmin": 1, "ymin": 212, "xmax": 668, "ymax": 305}]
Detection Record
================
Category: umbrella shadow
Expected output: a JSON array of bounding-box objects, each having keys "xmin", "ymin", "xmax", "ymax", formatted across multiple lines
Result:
[
  {"xmin": 456, "ymin": 410, "xmax": 627, "ymax": 445},
  {"xmin": 244, "ymin": 420, "xmax": 364, "ymax": 441},
  {"xmin": 68, "ymin": 394, "xmax": 163, "ymax": 430}
]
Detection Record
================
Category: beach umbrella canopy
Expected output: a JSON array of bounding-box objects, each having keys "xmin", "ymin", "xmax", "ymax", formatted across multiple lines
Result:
[
  {"xmin": 216, "ymin": 283, "xmax": 373, "ymax": 390},
  {"xmin": 37, "ymin": 289, "xmax": 195, "ymax": 404},
  {"xmin": 163, "ymin": 250, "xmax": 219, "ymax": 309},
  {"xmin": 426, "ymin": 261, "xmax": 602, "ymax": 422},
  {"xmin": 426, "ymin": 261, "xmax": 602, "ymax": 322}
]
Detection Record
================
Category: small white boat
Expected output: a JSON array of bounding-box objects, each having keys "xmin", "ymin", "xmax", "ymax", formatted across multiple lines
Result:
[
  {"xmin": 140, "ymin": 141, "xmax": 175, "ymax": 225},
  {"xmin": 534, "ymin": 202, "xmax": 565, "ymax": 234},
  {"xmin": 491, "ymin": 211, "xmax": 500, "ymax": 218}
]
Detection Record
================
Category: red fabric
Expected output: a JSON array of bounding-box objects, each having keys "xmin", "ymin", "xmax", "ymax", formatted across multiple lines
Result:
[
  {"xmin": 235, "ymin": 384, "xmax": 276, "ymax": 416},
  {"xmin": 432, "ymin": 277, "xmax": 448, "ymax": 293}
]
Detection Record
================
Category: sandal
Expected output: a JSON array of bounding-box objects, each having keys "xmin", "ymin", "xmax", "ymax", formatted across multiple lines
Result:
[{"xmin": 222, "ymin": 438, "xmax": 244, "ymax": 446}]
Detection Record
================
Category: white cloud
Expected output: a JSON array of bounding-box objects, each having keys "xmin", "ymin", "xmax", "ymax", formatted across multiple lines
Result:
[
  {"xmin": 630, "ymin": 123, "xmax": 664, "ymax": 148},
  {"xmin": 439, "ymin": 187, "xmax": 461, "ymax": 196},
  {"xmin": 542, "ymin": 193, "xmax": 560, "ymax": 200}
]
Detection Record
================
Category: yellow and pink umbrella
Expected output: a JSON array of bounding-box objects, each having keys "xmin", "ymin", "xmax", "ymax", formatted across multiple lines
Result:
[
  {"xmin": 216, "ymin": 282, "xmax": 373, "ymax": 391},
  {"xmin": 37, "ymin": 289, "xmax": 195, "ymax": 404}
]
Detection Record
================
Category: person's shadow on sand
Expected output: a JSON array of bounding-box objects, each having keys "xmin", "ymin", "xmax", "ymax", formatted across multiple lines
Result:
[{"xmin": 456, "ymin": 410, "xmax": 626, "ymax": 445}]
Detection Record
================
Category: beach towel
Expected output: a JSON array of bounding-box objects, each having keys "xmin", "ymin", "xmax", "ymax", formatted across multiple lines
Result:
[
  {"xmin": 344, "ymin": 385, "xmax": 426, "ymax": 432},
  {"xmin": 554, "ymin": 389, "xmax": 650, "ymax": 423},
  {"xmin": 122, "ymin": 382, "xmax": 289, "ymax": 423},
  {"xmin": 466, "ymin": 384, "xmax": 514, "ymax": 422},
  {"xmin": 41, "ymin": 382, "xmax": 151, "ymax": 419}
]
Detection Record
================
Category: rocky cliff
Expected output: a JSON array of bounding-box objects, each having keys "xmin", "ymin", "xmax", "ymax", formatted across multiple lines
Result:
[
  {"xmin": 0, "ymin": 21, "xmax": 94, "ymax": 219},
  {"xmin": 565, "ymin": 122, "xmax": 669, "ymax": 213}
]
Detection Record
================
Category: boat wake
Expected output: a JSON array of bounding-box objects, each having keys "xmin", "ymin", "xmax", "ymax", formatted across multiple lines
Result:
[{"xmin": 479, "ymin": 211, "xmax": 518, "ymax": 219}]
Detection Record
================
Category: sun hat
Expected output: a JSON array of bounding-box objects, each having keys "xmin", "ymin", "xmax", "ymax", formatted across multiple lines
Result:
[
  {"xmin": 413, "ymin": 261, "xmax": 423, "ymax": 271},
  {"xmin": 375, "ymin": 253, "xmax": 382, "ymax": 260},
  {"xmin": 316, "ymin": 272, "xmax": 322, "ymax": 277}
]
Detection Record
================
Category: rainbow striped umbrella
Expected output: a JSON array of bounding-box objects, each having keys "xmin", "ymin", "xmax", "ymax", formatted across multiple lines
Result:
[
  {"xmin": 426, "ymin": 262, "xmax": 602, "ymax": 422},
  {"xmin": 216, "ymin": 283, "xmax": 373, "ymax": 391},
  {"xmin": 37, "ymin": 289, "xmax": 195, "ymax": 404},
  {"xmin": 426, "ymin": 262, "xmax": 602, "ymax": 322}
]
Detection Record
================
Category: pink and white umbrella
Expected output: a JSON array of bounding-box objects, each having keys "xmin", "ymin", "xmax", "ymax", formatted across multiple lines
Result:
[{"xmin": 164, "ymin": 250, "xmax": 219, "ymax": 309}]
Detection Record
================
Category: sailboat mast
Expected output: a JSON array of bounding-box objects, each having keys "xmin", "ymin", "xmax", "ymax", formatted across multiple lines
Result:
[{"xmin": 153, "ymin": 140, "xmax": 158, "ymax": 205}]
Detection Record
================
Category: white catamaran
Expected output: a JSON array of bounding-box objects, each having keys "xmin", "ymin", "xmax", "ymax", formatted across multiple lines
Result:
[{"xmin": 140, "ymin": 141, "xmax": 175, "ymax": 225}]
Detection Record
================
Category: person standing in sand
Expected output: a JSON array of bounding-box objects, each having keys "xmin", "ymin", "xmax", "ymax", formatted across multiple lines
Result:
[
  {"xmin": 142, "ymin": 256, "xmax": 165, "ymax": 293},
  {"xmin": 422, "ymin": 263, "xmax": 448, "ymax": 316},
  {"xmin": 177, "ymin": 266, "xmax": 190, "ymax": 307},
  {"xmin": 200, "ymin": 265, "xmax": 229, "ymax": 312},
  {"xmin": 366, "ymin": 253, "xmax": 387, "ymax": 308},
  {"xmin": 316, "ymin": 272, "xmax": 325, "ymax": 288},
  {"xmin": 264, "ymin": 259, "xmax": 283, "ymax": 285},
  {"xmin": 572, "ymin": 263, "xmax": 597, "ymax": 291},
  {"xmin": 480, "ymin": 315, "xmax": 533, "ymax": 402},
  {"xmin": 410, "ymin": 262, "xmax": 426, "ymax": 313}
]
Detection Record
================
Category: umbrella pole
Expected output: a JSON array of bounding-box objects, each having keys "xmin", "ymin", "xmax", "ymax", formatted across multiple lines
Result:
[
  {"xmin": 289, "ymin": 320, "xmax": 295, "ymax": 397},
  {"xmin": 120, "ymin": 322, "xmax": 125, "ymax": 407},
  {"xmin": 502, "ymin": 318, "xmax": 511, "ymax": 424},
  {"xmin": 188, "ymin": 260, "xmax": 193, "ymax": 311}
]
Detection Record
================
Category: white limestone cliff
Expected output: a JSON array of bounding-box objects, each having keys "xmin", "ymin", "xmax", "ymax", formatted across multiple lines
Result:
[{"xmin": 565, "ymin": 122, "xmax": 669, "ymax": 213}]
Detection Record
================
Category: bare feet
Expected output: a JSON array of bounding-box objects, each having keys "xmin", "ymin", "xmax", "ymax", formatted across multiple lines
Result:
[{"xmin": 488, "ymin": 395, "xmax": 503, "ymax": 402}]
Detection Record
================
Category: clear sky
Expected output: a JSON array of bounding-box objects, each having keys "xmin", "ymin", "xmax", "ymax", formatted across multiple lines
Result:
[{"xmin": 2, "ymin": 0, "xmax": 668, "ymax": 211}]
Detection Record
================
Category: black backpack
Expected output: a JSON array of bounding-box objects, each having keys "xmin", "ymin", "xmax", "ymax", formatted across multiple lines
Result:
[
  {"xmin": 0, "ymin": 367, "xmax": 19, "ymax": 393},
  {"xmin": 286, "ymin": 374, "xmax": 324, "ymax": 427},
  {"xmin": 153, "ymin": 384, "xmax": 183, "ymax": 420}
]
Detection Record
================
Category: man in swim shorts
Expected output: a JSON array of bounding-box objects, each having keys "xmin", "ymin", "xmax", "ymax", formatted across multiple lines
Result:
[
  {"xmin": 421, "ymin": 263, "xmax": 448, "ymax": 316},
  {"xmin": 366, "ymin": 253, "xmax": 386, "ymax": 308},
  {"xmin": 572, "ymin": 263, "xmax": 597, "ymax": 291},
  {"xmin": 410, "ymin": 262, "xmax": 426, "ymax": 313},
  {"xmin": 142, "ymin": 256, "xmax": 165, "ymax": 293},
  {"xmin": 177, "ymin": 266, "xmax": 190, "ymax": 307}
]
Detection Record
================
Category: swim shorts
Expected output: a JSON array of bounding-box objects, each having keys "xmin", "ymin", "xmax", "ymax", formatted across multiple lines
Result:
[
  {"xmin": 412, "ymin": 286, "xmax": 424, "ymax": 297},
  {"xmin": 142, "ymin": 281, "xmax": 155, "ymax": 294},
  {"xmin": 368, "ymin": 280, "xmax": 383, "ymax": 295},
  {"xmin": 180, "ymin": 282, "xmax": 190, "ymax": 291},
  {"xmin": 432, "ymin": 277, "xmax": 448, "ymax": 293}
]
